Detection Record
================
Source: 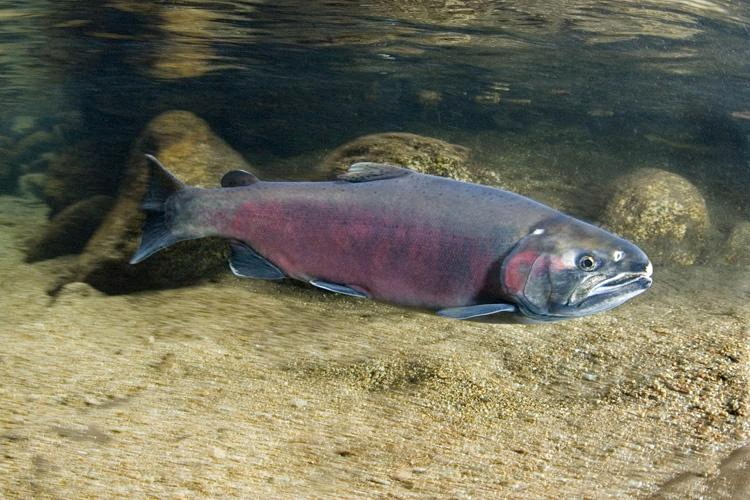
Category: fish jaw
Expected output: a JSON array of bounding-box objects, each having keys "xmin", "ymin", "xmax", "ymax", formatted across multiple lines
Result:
[{"xmin": 566, "ymin": 265, "xmax": 653, "ymax": 315}]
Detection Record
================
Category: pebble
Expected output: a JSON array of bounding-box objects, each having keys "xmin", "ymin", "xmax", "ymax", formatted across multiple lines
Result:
[
  {"xmin": 83, "ymin": 396, "xmax": 103, "ymax": 406},
  {"xmin": 290, "ymin": 398, "xmax": 308, "ymax": 409},
  {"xmin": 56, "ymin": 282, "xmax": 105, "ymax": 301},
  {"xmin": 391, "ymin": 469, "xmax": 415, "ymax": 488},
  {"xmin": 392, "ymin": 469, "xmax": 412, "ymax": 481},
  {"xmin": 368, "ymin": 477, "xmax": 391, "ymax": 486}
]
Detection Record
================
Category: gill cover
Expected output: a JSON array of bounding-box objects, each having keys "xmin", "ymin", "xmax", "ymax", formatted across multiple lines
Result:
[{"xmin": 500, "ymin": 230, "xmax": 557, "ymax": 319}]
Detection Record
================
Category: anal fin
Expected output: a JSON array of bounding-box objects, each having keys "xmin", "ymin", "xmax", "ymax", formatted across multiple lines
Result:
[
  {"xmin": 229, "ymin": 241, "xmax": 285, "ymax": 280},
  {"xmin": 309, "ymin": 279, "xmax": 368, "ymax": 298},
  {"xmin": 437, "ymin": 303, "xmax": 517, "ymax": 321}
]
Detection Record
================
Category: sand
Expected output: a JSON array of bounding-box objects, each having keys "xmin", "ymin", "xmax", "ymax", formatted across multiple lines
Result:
[{"xmin": 1, "ymin": 195, "xmax": 748, "ymax": 498}]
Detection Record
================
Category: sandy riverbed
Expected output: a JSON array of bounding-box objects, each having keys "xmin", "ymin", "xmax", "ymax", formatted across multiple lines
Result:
[{"xmin": 1, "ymin": 195, "xmax": 748, "ymax": 498}]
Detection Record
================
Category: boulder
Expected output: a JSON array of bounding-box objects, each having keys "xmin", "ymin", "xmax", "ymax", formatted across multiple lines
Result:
[
  {"xmin": 22, "ymin": 152, "xmax": 56, "ymax": 174},
  {"xmin": 43, "ymin": 143, "xmax": 119, "ymax": 215},
  {"xmin": 18, "ymin": 173, "xmax": 47, "ymax": 199},
  {"xmin": 76, "ymin": 110, "xmax": 255, "ymax": 293},
  {"xmin": 601, "ymin": 168, "xmax": 710, "ymax": 266},
  {"xmin": 317, "ymin": 132, "xmax": 601, "ymax": 214},
  {"xmin": 12, "ymin": 130, "xmax": 57, "ymax": 163},
  {"xmin": 0, "ymin": 152, "xmax": 13, "ymax": 193},
  {"xmin": 25, "ymin": 195, "xmax": 114, "ymax": 262},
  {"xmin": 319, "ymin": 132, "xmax": 485, "ymax": 182},
  {"xmin": 723, "ymin": 221, "xmax": 750, "ymax": 266}
]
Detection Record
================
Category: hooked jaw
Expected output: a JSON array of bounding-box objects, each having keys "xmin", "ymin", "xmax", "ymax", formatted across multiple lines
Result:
[
  {"xmin": 586, "ymin": 261, "xmax": 652, "ymax": 297},
  {"xmin": 570, "ymin": 258, "xmax": 653, "ymax": 313}
]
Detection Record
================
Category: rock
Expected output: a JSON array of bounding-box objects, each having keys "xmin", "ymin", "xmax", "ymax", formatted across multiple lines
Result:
[
  {"xmin": 76, "ymin": 110, "xmax": 256, "ymax": 293},
  {"xmin": 12, "ymin": 131, "xmax": 57, "ymax": 163},
  {"xmin": 0, "ymin": 153, "xmax": 15, "ymax": 193},
  {"xmin": 9, "ymin": 115, "xmax": 36, "ymax": 135},
  {"xmin": 25, "ymin": 195, "xmax": 114, "ymax": 262},
  {"xmin": 22, "ymin": 152, "xmax": 56, "ymax": 174},
  {"xmin": 18, "ymin": 173, "xmax": 47, "ymax": 199},
  {"xmin": 56, "ymin": 281, "xmax": 105, "ymax": 300},
  {"xmin": 319, "ymin": 132, "xmax": 487, "ymax": 183},
  {"xmin": 50, "ymin": 110, "xmax": 83, "ymax": 141},
  {"xmin": 43, "ymin": 142, "xmax": 119, "ymax": 215},
  {"xmin": 723, "ymin": 221, "xmax": 750, "ymax": 266},
  {"xmin": 416, "ymin": 89, "xmax": 442, "ymax": 107},
  {"xmin": 290, "ymin": 398, "xmax": 308, "ymax": 409},
  {"xmin": 601, "ymin": 168, "xmax": 710, "ymax": 266},
  {"xmin": 130, "ymin": 110, "xmax": 250, "ymax": 187}
]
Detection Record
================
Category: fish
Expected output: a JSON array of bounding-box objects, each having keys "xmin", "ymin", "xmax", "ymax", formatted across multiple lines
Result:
[{"xmin": 130, "ymin": 155, "xmax": 652, "ymax": 323}]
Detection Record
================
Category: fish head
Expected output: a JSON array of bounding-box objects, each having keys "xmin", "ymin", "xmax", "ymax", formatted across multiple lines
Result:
[{"xmin": 501, "ymin": 217, "xmax": 652, "ymax": 321}]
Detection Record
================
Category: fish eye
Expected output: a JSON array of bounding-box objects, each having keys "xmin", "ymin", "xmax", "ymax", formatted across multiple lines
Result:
[{"xmin": 577, "ymin": 254, "xmax": 598, "ymax": 271}]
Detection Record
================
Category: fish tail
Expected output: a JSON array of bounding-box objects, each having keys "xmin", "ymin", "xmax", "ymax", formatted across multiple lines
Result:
[{"xmin": 129, "ymin": 154, "xmax": 189, "ymax": 264}]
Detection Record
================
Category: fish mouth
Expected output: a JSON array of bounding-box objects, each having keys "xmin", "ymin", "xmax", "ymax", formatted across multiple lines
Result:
[
  {"xmin": 572, "ymin": 270, "xmax": 652, "ymax": 313},
  {"xmin": 587, "ymin": 272, "xmax": 652, "ymax": 298},
  {"xmin": 518, "ymin": 271, "xmax": 652, "ymax": 322},
  {"xmin": 515, "ymin": 261, "xmax": 653, "ymax": 322},
  {"xmin": 568, "ymin": 259, "xmax": 653, "ymax": 304}
]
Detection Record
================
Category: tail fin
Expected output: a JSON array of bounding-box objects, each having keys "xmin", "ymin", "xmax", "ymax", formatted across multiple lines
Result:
[{"xmin": 129, "ymin": 155, "xmax": 188, "ymax": 264}]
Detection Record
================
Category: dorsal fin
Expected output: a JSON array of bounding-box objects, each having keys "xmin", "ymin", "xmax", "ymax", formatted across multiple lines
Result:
[
  {"xmin": 221, "ymin": 170, "xmax": 258, "ymax": 187},
  {"xmin": 337, "ymin": 162, "xmax": 412, "ymax": 183}
]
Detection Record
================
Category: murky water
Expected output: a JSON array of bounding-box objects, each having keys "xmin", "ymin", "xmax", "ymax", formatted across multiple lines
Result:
[{"xmin": 1, "ymin": 1, "xmax": 749, "ymax": 497}]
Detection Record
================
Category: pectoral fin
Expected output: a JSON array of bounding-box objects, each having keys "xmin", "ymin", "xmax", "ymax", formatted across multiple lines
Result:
[
  {"xmin": 437, "ymin": 303, "xmax": 517, "ymax": 320},
  {"xmin": 309, "ymin": 279, "xmax": 368, "ymax": 298},
  {"xmin": 229, "ymin": 241, "xmax": 285, "ymax": 280}
]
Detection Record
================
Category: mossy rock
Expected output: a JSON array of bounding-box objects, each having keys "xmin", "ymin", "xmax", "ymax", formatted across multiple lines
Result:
[
  {"xmin": 77, "ymin": 110, "xmax": 257, "ymax": 294},
  {"xmin": 319, "ymin": 132, "xmax": 496, "ymax": 183},
  {"xmin": 723, "ymin": 221, "xmax": 750, "ymax": 266},
  {"xmin": 601, "ymin": 168, "xmax": 710, "ymax": 266}
]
